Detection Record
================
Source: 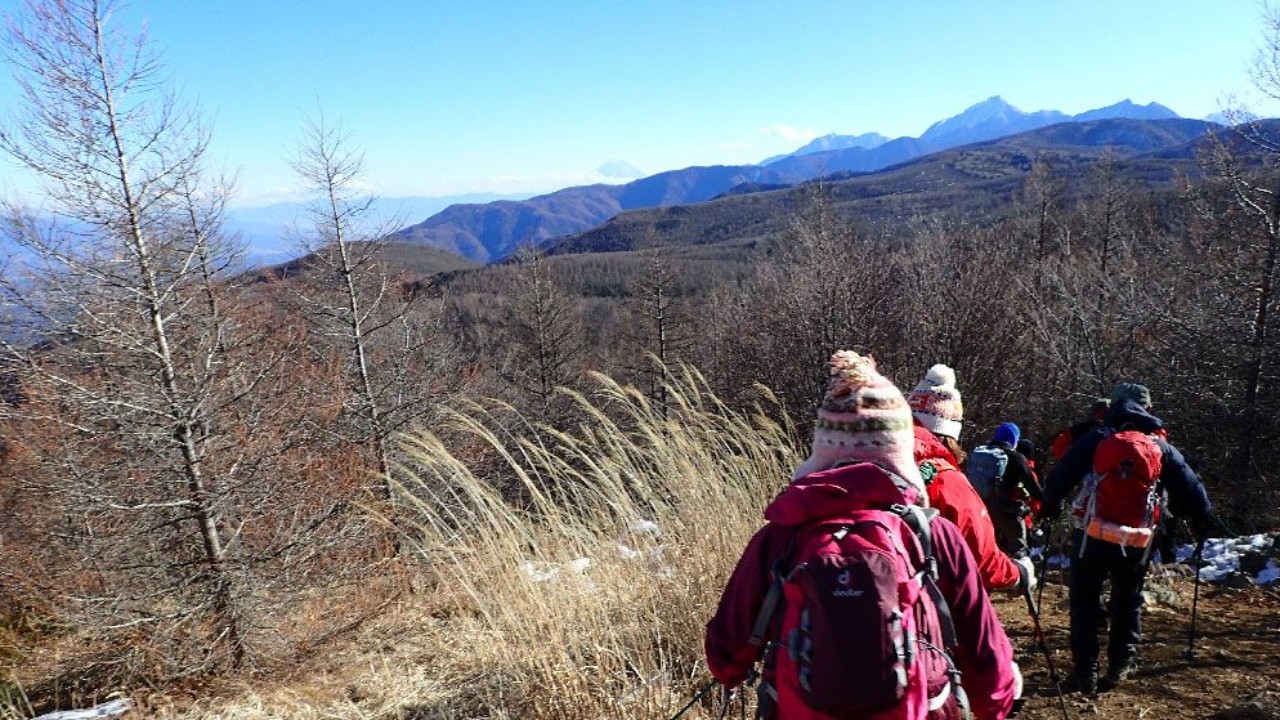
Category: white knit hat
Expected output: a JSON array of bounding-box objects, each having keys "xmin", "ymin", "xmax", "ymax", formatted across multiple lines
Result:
[
  {"xmin": 907, "ymin": 364, "xmax": 964, "ymax": 440},
  {"xmin": 793, "ymin": 351, "xmax": 926, "ymax": 498}
]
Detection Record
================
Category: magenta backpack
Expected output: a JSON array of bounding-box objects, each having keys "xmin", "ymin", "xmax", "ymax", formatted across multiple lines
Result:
[{"xmin": 749, "ymin": 504, "xmax": 970, "ymax": 720}]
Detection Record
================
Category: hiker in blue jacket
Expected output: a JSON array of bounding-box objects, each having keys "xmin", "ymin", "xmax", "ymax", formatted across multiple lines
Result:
[{"xmin": 1042, "ymin": 382, "xmax": 1213, "ymax": 695}]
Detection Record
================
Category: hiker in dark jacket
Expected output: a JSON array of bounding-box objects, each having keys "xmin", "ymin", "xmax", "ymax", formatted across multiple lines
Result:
[
  {"xmin": 1015, "ymin": 438, "xmax": 1044, "ymax": 530},
  {"xmin": 1042, "ymin": 382, "xmax": 1212, "ymax": 695},
  {"xmin": 980, "ymin": 423, "xmax": 1042, "ymax": 558}
]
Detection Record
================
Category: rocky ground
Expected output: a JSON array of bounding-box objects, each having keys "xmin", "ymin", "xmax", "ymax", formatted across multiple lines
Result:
[{"xmin": 1002, "ymin": 562, "xmax": 1280, "ymax": 719}]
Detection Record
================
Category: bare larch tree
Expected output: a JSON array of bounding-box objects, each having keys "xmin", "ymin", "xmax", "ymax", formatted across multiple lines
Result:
[{"xmin": 0, "ymin": 0, "xmax": 283, "ymax": 674}]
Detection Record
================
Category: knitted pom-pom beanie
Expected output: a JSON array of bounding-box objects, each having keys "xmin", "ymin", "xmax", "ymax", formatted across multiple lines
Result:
[
  {"xmin": 907, "ymin": 363, "xmax": 964, "ymax": 440},
  {"xmin": 793, "ymin": 350, "xmax": 925, "ymax": 498}
]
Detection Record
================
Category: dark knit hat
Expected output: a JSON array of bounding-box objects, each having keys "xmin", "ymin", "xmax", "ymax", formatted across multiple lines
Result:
[{"xmin": 1111, "ymin": 382, "xmax": 1152, "ymax": 408}]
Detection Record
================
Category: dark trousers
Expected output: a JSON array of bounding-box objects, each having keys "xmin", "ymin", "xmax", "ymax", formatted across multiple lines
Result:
[
  {"xmin": 991, "ymin": 508, "xmax": 1029, "ymax": 557},
  {"xmin": 1069, "ymin": 531, "xmax": 1148, "ymax": 673}
]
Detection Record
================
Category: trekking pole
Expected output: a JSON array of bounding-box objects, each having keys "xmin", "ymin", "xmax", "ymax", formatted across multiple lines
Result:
[
  {"xmin": 1034, "ymin": 512, "xmax": 1061, "ymax": 613},
  {"xmin": 1022, "ymin": 582, "xmax": 1071, "ymax": 720},
  {"xmin": 669, "ymin": 677, "xmax": 718, "ymax": 720},
  {"xmin": 1212, "ymin": 513, "xmax": 1236, "ymax": 538},
  {"xmin": 1184, "ymin": 536, "xmax": 1206, "ymax": 661}
]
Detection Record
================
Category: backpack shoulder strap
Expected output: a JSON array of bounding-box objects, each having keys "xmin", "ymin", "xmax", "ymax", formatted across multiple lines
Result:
[
  {"xmin": 894, "ymin": 504, "xmax": 939, "ymax": 574},
  {"xmin": 893, "ymin": 504, "xmax": 959, "ymax": 651},
  {"xmin": 747, "ymin": 532, "xmax": 798, "ymax": 648}
]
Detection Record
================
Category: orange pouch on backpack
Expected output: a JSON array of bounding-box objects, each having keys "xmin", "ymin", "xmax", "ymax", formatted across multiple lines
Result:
[{"xmin": 1085, "ymin": 517, "xmax": 1154, "ymax": 548}]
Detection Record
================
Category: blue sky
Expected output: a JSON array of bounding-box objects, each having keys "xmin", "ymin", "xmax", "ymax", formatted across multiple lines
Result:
[{"xmin": 0, "ymin": 0, "xmax": 1271, "ymax": 206}]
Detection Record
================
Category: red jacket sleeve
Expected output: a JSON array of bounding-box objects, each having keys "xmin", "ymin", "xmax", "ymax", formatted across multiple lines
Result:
[
  {"xmin": 929, "ymin": 469, "xmax": 1021, "ymax": 590},
  {"xmin": 704, "ymin": 523, "xmax": 790, "ymax": 687},
  {"xmin": 1049, "ymin": 429, "xmax": 1073, "ymax": 462},
  {"xmin": 931, "ymin": 515, "xmax": 1018, "ymax": 720}
]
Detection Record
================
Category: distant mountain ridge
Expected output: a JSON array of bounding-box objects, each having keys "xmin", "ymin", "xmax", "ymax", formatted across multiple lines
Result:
[
  {"xmin": 597, "ymin": 159, "xmax": 645, "ymax": 179},
  {"xmin": 918, "ymin": 96, "xmax": 1069, "ymax": 145},
  {"xmin": 763, "ymin": 97, "xmax": 1182, "ymax": 177},
  {"xmin": 547, "ymin": 117, "xmax": 1218, "ymax": 258},
  {"xmin": 759, "ymin": 132, "xmax": 889, "ymax": 164},
  {"xmin": 392, "ymin": 166, "xmax": 799, "ymax": 262},
  {"xmin": 391, "ymin": 97, "xmax": 1193, "ymax": 263},
  {"xmin": 228, "ymin": 192, "xmax": 528, "ymax": 265}
]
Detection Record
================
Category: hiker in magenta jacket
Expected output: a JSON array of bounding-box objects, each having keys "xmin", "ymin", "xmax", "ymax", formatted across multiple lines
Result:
[
  {"xmin": 705, "ymin": 352, "xmax": 1019, "ymax": 720},
  {"xmin": 907, "ymin": 364, "xmax": 1033, "ymax": 593}
]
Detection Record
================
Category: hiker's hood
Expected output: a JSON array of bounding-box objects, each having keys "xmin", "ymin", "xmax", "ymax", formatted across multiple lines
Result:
[
  {"xmin": 765, "ymin": 463, "xmax": 916, "ymax": 527},
  {"xmin": 913, "ymin": 421, "xmax": 958, "ymax": 464},
  {"xmin": 1104, "ymin": 399, "xmax": 1165, "ymax": 433}
]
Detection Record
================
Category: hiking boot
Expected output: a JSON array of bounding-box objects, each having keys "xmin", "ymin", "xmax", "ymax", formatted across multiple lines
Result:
[
  {"xmin": 1063, "ymin": 667, "xmax": 1098, "ymax": 695},
  {"xmin": 1099, "ymin": 659, "xmax": 1138, "ymax": 691}
]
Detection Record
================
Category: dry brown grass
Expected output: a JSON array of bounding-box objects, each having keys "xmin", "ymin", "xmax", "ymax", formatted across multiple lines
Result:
[{"xmin": 142, "ymin": 367, "xmax": 795, "ymax": 719}]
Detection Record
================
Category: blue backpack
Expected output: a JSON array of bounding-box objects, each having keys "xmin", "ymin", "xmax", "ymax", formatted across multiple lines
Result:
[{"xmin": 964, "ymin": 445, "xmax": 1008, "ymax": 504}]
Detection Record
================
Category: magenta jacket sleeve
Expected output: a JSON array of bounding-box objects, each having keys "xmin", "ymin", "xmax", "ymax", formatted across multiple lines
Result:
[
  {"xmin": 930, "ymin": 515, "xmax": 1018, "ymax": 720},
  {"xmin": 704, "ymin": 523, "xmax": 789, "ymax": 687}
]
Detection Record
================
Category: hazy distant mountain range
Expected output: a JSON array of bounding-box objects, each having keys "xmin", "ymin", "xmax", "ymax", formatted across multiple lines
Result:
[
  {"xmin": 380, "ymin": 96, "xmax": 1195, "ymax": 264},
  {"xmin": 230, "ymin": 97, "xmax": 1198, "ymax": 267},
  {"xmin": 389, "ymin": 165, "xmax": 806, "ymax": 262},
  {"xmin": 758, "ymin": 132, "xmax": 890, "ymax": 165},
  {"xmin": 226, "ymin": 192, "xmax": 529, "ymax": 265},
  {"xmin": 759, "ymin": 98, "xmax": 1179, "ymax": 178},
  {"xmin": 546, "ymin": 117, "xmax": 1217, "ymax": 257},
  {"xmin": 597, "ymin": 159, "xmax": 646, "ymax": 179}
]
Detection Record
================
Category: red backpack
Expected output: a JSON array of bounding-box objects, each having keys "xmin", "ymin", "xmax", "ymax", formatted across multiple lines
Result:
[
  {"xmin": 749, "ymin": 503, "xmax": 969, "ymax": 720},
  {"xmin": 1081, "ymin": 430, "xmax": 1164, "ymax": 552}
]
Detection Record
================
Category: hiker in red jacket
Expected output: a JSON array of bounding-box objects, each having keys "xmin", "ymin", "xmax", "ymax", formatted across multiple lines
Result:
[
  {"xmin": 1049, "ymin": 398, "xmax": 1109, "ymax": 463},
  {"xmin": 706, "ymin": 351, "xmax": 1020, "ymax": 720},
  {"xmin": 907, "ymin": 364, "xmax": 1034, "ymax": 593}
]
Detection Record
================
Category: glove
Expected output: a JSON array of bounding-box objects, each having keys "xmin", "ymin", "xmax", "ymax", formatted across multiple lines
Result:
[{"xmin": 1014, "ymin": 555, "xmax": 1037, "ymax": 592}]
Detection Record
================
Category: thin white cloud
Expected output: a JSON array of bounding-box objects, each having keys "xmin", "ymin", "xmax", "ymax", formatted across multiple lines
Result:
[
  {"xmin": 758, "ymin": 124, "xmax": 821, "ymax": 143},
  {"xmin": 232, "ymin": 176, "xmax": 382, "ymax": 209}
]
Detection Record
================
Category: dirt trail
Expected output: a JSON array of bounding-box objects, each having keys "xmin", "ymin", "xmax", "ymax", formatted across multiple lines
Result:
[{"xmin": 998, "ymin": 564, "xmax": 1280, "ymax": 719}]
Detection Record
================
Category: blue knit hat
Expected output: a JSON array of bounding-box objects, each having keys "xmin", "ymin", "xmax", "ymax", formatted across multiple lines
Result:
[{"xmin": 993, "ymin": 421, "xmax": 1020, "ymax": 447}]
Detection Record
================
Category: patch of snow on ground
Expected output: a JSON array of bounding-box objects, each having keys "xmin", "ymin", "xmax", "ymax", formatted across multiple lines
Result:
[
  {"xmin": 519, "ymin": 557, "xmax": 595, "ymax": 590},
  {"xmin": 518, "ymin": 519, "xmax": 673, "ymax": 590},
  {"xmin": 33, "ymin": 699, "xmax": 132, "ymax": 720},
  {"xmin": 616, "ymin": 519, "xmax": 672, "ymax": 577},
  {"xmin": 1257, "ymin": 560, "xmax": 1280, "ymax": 585},
  {"xmin": 1192, "ymin": 534, "xmax": 1275, "ymax": 583},
  {"xmin": 1033, "ymin": 533, "xmax": 1278, "ymax": 585}
]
